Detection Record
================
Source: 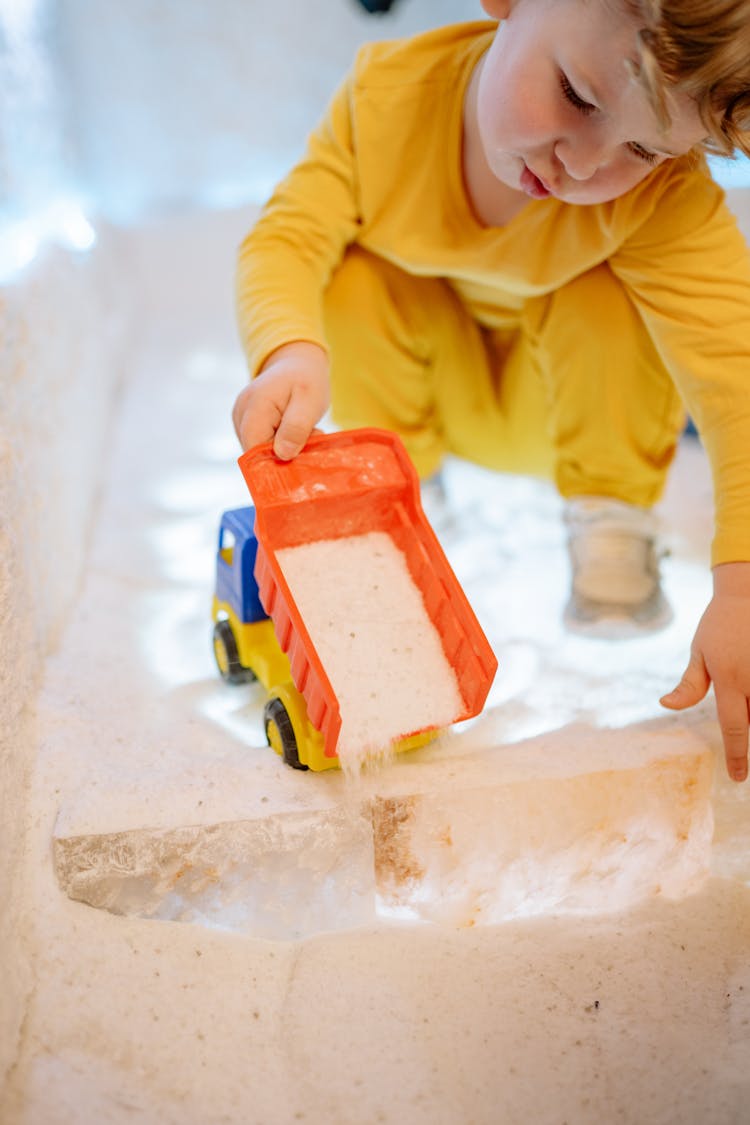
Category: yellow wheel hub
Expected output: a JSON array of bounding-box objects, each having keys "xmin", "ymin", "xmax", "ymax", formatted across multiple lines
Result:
[
  {"xmin": 213, "ymin": 635, "xmax": 229, "ymax": 677},
  {"xmin": 266, "ymin": 715, "xmax": 283, "ymax": 758}
]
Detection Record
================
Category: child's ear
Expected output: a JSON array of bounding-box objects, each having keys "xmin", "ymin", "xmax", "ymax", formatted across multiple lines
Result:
[{"xmin": 479, "ymin": 0, "xmax": 512, "ymax": 17}]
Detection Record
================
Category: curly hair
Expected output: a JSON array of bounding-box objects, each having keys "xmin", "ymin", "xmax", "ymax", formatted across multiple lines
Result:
[{"xmin": 622, "ymin": 1, "xmax": 750, "ymax": 157}]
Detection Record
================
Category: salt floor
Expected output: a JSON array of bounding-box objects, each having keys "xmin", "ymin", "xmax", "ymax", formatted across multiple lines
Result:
[{"xmin": 4, "ymin": 207, "xmax": 750, "ymax": 1123}]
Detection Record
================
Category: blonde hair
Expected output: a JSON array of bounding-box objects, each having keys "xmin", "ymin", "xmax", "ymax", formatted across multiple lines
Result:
[{"xmin": 626, "ymin": 0, "xmax": 750, "ymax": 157}]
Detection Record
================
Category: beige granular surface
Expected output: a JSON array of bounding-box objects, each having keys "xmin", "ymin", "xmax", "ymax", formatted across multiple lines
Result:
[{"xmin": 276, "ymin": 532, "xmax": 464, "ymax": 765}]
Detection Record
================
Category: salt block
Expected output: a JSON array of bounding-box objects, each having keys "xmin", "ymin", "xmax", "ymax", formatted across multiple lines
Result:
[
  {"xmin": 54, "ymin": 805, "xmax": 375, "ymax": 941},
  {"xmin": 371, "ymin": 723, "xmax": 715, "ymax": 926},
  {"xmin": 53, "ymin": 720, "xmax": 715, "ymax": 938}
]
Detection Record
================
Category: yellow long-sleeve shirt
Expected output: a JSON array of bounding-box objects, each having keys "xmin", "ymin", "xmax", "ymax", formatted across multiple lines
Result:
[{"xmin": 236, "ymin": 20, "xmax": 750, "ymax": 566}]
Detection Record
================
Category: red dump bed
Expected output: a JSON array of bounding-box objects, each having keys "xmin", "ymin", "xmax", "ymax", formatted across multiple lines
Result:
[{"xmin": 238, "ymin": 428, "xmax": 497, "ymax": 759}]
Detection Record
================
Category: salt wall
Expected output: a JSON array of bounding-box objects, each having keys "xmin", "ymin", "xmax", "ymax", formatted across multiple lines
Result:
[{"xmin": 0, "ymin": 232, "xmax": 130, "ymax": 1085}]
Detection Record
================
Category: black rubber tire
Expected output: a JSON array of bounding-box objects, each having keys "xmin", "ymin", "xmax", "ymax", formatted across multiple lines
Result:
[
  {"xmin": 263, "ymin": 696, "xmax": 308, "ymax": 770},
  {"xmin": 212, "ymin": 619, "xmax": 256, "ymax": 685}
]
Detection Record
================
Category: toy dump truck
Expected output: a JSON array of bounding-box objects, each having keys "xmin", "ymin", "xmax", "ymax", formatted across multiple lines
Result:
[{"xmin": 212, "ymin": 428, "xmax": 497, "ymax": 771}]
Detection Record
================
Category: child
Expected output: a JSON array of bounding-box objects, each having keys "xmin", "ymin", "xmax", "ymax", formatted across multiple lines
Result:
[{"xmin": 232, "ymin": 0, "xmax": 750, "ymax": 783}]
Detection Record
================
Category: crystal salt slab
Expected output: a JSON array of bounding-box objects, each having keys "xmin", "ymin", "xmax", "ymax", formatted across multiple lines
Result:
[
  {"xmin": 372, "ymin": 719, "xmax": 714, "ymax": 924},
  {"xmin": 53, "ymin": 718, "xmax": 714, "ymax": 936}
]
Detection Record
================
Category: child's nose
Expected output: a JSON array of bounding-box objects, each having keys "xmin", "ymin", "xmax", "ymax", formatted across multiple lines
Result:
[{"xmin": 554, "ymin": 135, "xmax": 606, "ymax": 181}]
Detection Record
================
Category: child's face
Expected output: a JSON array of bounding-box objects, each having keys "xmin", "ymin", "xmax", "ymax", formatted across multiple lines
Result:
[{"xmin": 476, "ymin": 0, "xmax": 707, "ymax": 205}]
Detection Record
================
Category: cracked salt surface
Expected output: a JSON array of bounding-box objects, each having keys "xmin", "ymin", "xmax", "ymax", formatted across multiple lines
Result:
[
  {"xmin": 42, "ymin": 318, "xmax": 724, "ymax": 941},
  {"xmin": 276, "ymin": 532, "xmax": 464, "ymax": 765},
  {"xmin": 45, "ymin": 371, "xmax": 719, "ymax": 942}
]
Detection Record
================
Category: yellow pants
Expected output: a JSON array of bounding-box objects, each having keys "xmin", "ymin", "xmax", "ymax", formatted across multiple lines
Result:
[{"xmin": 323, "ymin": 247, "xmax": 686, "ymax": 505}]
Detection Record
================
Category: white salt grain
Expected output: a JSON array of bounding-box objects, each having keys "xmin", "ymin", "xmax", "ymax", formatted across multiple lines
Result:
[{"xmin": 276, "ymin": 531, "xmax": 464, "ymax": 767}]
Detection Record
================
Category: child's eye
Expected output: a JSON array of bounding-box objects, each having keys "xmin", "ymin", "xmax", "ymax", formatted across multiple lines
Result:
[
  {"xmin": 627, "ymin": 142, "xmax": 659, "ymax": 165},
  {"xmin": 559, "ymin": 73, "xmax": 595, "ymax": 116}
]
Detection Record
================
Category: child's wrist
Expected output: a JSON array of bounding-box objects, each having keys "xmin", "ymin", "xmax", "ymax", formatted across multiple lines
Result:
[
  {"xmin": 260, "ymin": 340, "xmax": 328, "ymax": 374},
  {"xmin": 713, "ymin": 560, "xmax": 750, "ymax": 597}
]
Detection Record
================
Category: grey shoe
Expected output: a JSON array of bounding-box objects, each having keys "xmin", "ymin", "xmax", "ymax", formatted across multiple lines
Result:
[{"xmin": 563, "ymin": 497, "xmax": 672, "ymax": 637}]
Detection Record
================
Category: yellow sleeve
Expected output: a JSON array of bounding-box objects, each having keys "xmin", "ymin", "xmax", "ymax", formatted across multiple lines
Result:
[
  {"xmin": 610, "ymin": 169, "xmax": 750, "ymax": 566},
  {"xmin": 236, "ymin": 71, "xmax": 361, "ymax": 376}
]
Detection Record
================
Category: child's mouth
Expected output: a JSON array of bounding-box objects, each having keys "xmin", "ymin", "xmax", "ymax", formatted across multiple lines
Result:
[{"xmin": 520, "ymin": 165, "xmax": 551, "ymax": 199}]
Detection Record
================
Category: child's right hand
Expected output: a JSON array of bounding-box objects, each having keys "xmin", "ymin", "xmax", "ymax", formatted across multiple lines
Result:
[{"xmin": 232, "ymin": 341, "xmax": 330, "ymax": 458}]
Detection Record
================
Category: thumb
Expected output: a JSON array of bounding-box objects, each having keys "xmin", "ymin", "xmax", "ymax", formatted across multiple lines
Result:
[{"xmin": 660, "ymin": 652, "xmax": 711, "ymax": 711}]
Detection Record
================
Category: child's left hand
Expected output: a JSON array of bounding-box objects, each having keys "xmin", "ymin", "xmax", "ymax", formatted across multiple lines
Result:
[{"xmin": 661, "ymin": 561, "xmax": 750, "ymax": 782}]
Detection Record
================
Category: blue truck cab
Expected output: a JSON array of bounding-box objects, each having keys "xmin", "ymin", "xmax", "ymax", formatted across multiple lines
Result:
[{"xmin": 214, "ymin": 507, "xmax": 265, "ymax": 632}]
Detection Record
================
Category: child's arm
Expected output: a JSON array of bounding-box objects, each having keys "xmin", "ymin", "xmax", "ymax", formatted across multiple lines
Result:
[
  {"xmin": 610, "ymin": 168, "xmax": 750, "ymax": 782},
  {"xmin": 235, "ymin": 68, "xmax": 361, "ymax": 446},
  {"xmin": 232, "ymin": 341, "xmax": 330, "ymax": 457},
  {"xmin": 661, "ymin": 560, "xmax": 750, "ymax": 782}
]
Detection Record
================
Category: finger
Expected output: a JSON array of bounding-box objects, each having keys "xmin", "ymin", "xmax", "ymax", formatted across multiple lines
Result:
[
  {"xmin": 272, "ymin": 391, "xmax": 320, "ymax": 460},
  {"xmin": 713, "ymin": 688, "xmax": 750, "ymax": 782},
  {"xmin": 233, "ymin": 387, "xmax": 283, "ymax": 452},
  {"xmin": 659, "ymin": 653, "xmax": 710, "ymax": 711},
  {"xmin": 232, "ymin": 384, "xmax": 253, "ymax": 441}
]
